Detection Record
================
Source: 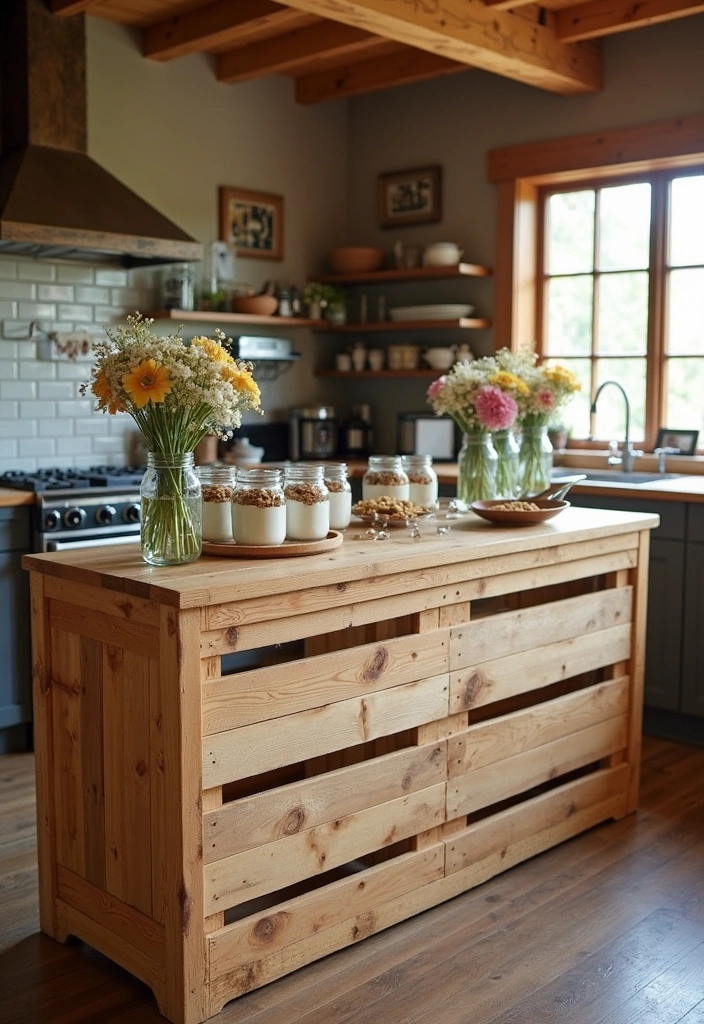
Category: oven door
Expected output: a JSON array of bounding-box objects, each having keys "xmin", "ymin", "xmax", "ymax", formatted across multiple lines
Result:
[{"xmin": 43, "ymin": 534, "xmax": 140, "ymax": 552}]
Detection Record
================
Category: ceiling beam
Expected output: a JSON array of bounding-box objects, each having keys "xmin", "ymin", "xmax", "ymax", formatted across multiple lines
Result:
[
  {"xmin": 49, "ymin": 0, "xmax": 96, "ymax": 13},
  {"xmin": 277, "ymin": 0, "xmax": 602, "ymax": 94},
  {"xmin": 218, "ymin": 20, "xmax": 384, "ymax": 82},
  {"xmin": 556, "ymin": 0, "xmax": 704, "ymax": 43},
  {"xmin": 295, "ymin": 46, "xmax": 469, "ymax": 103},
  {"xmin": 143, "ymin": 0, "xmax": 308, "ymax": 61}
]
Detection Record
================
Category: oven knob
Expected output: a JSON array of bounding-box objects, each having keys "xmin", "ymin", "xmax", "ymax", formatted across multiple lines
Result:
[
  {"xmin": 123, "ymin": 502, "xmax": 141, "ymax": 524},
  {"xmin": 64, "ymin": 506, "xmax": 87, "ymax": 528},
  {"xmin": 44, "ymin": 509, "xmax": 61, "ymax": 531},
  {"xmin": 96, "ymin": 504, "xmax": 117, "ymax": 525}
]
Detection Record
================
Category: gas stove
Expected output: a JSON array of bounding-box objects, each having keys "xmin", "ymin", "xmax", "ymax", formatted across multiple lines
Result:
[{"xmin": 0, "ymin": 465, "xmax": 145, "ymax": 493}]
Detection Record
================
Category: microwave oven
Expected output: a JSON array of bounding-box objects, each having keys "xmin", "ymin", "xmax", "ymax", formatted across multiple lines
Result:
[{"xmin": 397, "ymin": 413, "xmax": 458, "ymax": 461}]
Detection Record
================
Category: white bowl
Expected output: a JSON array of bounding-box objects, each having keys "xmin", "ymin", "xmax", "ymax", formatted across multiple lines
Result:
[{"xmin": 423, "ymin": 243, "xmax": 463, "ymax": 267}]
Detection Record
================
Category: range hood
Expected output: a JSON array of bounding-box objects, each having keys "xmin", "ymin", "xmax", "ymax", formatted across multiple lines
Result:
[{"xmin": 0, "ymin": 0, "xmax": 202, "ymax": 268}]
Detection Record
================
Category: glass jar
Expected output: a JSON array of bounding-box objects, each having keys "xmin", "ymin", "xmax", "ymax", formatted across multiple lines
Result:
[
  {"xmin": 284, "ymin": 464, "xmax": 330, "ymax": 541},
  {"xmin": 519, "ymin": 425, "xmax": 554, "ymax": 497},
  {"xmin": 322, "ymin": 462, "xmax": 352, "ymax": 530},
  {"xmin": 140, "ymin": 452, "xmax": 202, "ymax": 566},
  {"xmin": 401, "ymin": 455, "xmax": 438, "ymax": 508},
  {"xmin": 160, "ymin": 263, "xmax": 195, "ymax": 311},
  {"xmin": 196, "ymin": 465, "xmax": 236, "ymax": 542},
  {"xmin": 492, "ymin": 429, "xmax": 521, "ymax": 499},
  {"xmin": 457, "ymin": 433, "xmax": 498, "ymax": 507},
  {"xmin": 362, "ymin": 455, "xmax": 409, "ymax": 501},
  {"xmin": 231, "ymin": 467, "xmax": 286, "ymax": 546}
]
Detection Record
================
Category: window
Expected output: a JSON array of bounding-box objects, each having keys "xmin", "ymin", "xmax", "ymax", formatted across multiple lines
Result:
[{"xmin": 489, "ymin": 115, "xmax": 704, "ymax": 452}]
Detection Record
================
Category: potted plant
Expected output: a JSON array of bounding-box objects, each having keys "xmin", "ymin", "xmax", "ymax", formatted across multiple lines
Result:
[{"xmin": 302, "ymin": 282, "xmax": 346, "ymax": 322}]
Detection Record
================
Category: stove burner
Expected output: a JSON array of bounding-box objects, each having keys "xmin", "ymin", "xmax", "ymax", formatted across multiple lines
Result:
[{"xmin": 0, "ymin": 465, "xmax": 145, "ymax": 492}]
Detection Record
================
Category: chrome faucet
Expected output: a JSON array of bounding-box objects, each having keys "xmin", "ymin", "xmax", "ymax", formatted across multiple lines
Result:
[{"xmin": 590, "ymin": 380, "xmax": 643, "ymax": 473}]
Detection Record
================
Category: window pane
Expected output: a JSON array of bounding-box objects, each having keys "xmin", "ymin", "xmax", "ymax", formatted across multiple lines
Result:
[
  {"xmin": 545, "ymin": 276, "xmax": 593, "ymax": 356},
  {"xmin": 597, "ymin": 272, "xmax": 649, "ymax": 355},
  {"xmin": 546, "ymin": 191, "xmax": 594, "ymax": 274},
  {"xmin": 598, "ymin": 183, "xmax": 651, "ymax": 271},
  {"xmin": 666, "ymin": 268, "xmax": 704, "ymax": 354},
  {"xmin": 665, "ymin": 358, "xmax": 704, "ymax": 439},
  {"xmin": 545, "ymin": 358, "xmax": 591, "ymax": 437},
  {"xmin": 593, "ymin": 361, "xmax": 646, "ymax": 440},
  {"xmin": 669, "ymin": 175, "xmax": 704, "ymax": 266}
]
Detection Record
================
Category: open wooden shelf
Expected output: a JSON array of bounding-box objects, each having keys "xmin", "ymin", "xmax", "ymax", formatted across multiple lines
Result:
[
  {"xmin": 315, "ymin": 262, "xmax": 492, "ymax": 284},
  {"xmin": 143, "ymin": 309, "xmax": 324, "ymax": 328},
  {"xmin": 316, "ymin": 369, "xmax": 440, "ymax": 378},
  {"xmin": 315, "ymin": 318, "xmax": 491, "ymax": 333}
]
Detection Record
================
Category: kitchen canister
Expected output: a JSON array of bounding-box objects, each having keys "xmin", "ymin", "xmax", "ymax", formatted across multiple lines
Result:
[
  {"xmin": 322, "ymin": 462, "xmax": 352, "ymax": 529},
  {"xmin": 231, "ymin": 467, "xmax": 286, "ymax": 546},
  {"xmin": 363, "ymin": 455, "xmax": 409, "ymax": 501},
  {"xmin": 284, "ymin": 464, "xmax": 330, "ymax": 541},
  {"xmin": 401, "ymin": 454, "xmax": 438, "ymax": 507},
  {"xmin": 197, "ymin": 465, "xmax": 236, "ymax": 541}
]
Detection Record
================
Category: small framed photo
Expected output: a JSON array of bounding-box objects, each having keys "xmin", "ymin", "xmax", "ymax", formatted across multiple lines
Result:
[
  {"xmin": 377, "ymin": 165, "xmax": 442, "ymax": 229},
  {"xmin": 219, "ymin": 186, "xmax": 283, "ymax": 260},
  {"xmin": 655, "ymin": 427, "xmax": 699, "ymax": 455}
]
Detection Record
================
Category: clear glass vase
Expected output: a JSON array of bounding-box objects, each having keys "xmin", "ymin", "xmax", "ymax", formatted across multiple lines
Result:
[
  {"xmin": 518, "ymin": 425, "xmax": 553, "ymax": 497},
  {"xmin": 457, "ymin": 432, "xmax": 498, "ymax": 506},
  {"xmin": 493, "ymin": 429, "xmax": 520, "ymax": 499},
  {"xmin": 140, "ymin": 452, "xmax": 202, "ymax": 566}
]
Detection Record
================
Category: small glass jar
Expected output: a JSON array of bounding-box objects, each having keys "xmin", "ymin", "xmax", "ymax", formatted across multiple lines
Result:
[
  {"xmin": 196, "ymin": 465, "xmax": 236, "ymax": 542},
  {"xmin": 231, "ymin": 467, "xmax": 286, "ymax": 546},
  {"xmin": 362, "ymin": 455, "xmax": 409, "ymax": 501},
  {"xmin": 140, "ymin": 451, "xmax": 201, "ymax": 566},
  {"xmin": 401, "ymin": 455, "xmax": 438, "ymax": 508},
  {"xmin": 284, "ymin": 464, "xmax": 330, "ymax": 541},
  {"xmin": 322, "ymin": 462, "xmax": 352, "ymax": 530}
]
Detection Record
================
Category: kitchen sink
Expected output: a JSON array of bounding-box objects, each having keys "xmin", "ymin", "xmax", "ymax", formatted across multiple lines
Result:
[{"xmin": 552, "ymin": 470, "xmax": 683, "ymax": 485}]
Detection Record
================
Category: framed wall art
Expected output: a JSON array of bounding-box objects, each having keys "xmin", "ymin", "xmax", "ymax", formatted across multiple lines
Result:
[
  {"xmin": 377, "ymin": 165, "xmax": 442, "ymax": 229},
  {"xmin": 655, "ymin": 427, "xmax": 699, "ymax": 454},
  {"xmin": 219, "ymin": 186, "xmax": 283, "ymax": 260}
]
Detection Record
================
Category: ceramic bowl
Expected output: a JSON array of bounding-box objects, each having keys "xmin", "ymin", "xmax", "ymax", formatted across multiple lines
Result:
[
  {"xmin": 329, "ymin": 246, "xmax": 385, "ymax": 274},
  {"xmin": 423, "ymin": 242, "xmax": 463, "ymax": 266},
  {"xmin": 471, "ymin": 499, "xmax": 570, "ymax": 526},
  {"xmin": 232, "ymin": 295, "xmax": 278, "ymax": 316},
  {"xmin": 424, "ymin": 347, "xmax": 456, "ymax": 370}
]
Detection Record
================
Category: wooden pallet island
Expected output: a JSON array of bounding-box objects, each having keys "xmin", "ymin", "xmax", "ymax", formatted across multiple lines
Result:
[{"xmin": 22, "ymin": 505, "xmax": 658, "ymax": 1024}]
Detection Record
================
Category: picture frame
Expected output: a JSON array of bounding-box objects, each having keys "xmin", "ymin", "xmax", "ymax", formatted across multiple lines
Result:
[
  {"xmin": 655, "ymin": 427, "xmax": 699, "ymax": 455},
  {"xmin": 377, "ymin": 165, "xmax": 442, "ymax": 229},
  {"xmin": 219, "ymin": 186, "xmax": 283, "ymax": 260}
]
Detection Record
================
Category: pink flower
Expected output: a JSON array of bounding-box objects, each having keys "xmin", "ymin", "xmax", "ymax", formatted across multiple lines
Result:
[
  {"xmin": 474, "ymin": 385, "xmax": 518, "ymax": 431},
  {"xmin": 536, "ymin": 388, "xmax": 556, "ymax": 412},
  {"xmin": 427, "ymin": 376, "xmax": 447, "ymax": 401}
]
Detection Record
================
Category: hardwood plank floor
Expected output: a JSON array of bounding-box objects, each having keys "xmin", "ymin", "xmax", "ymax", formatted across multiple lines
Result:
[{"xmin": 1, "ymin": 736, "xmax": 703, "ymax": 1024}]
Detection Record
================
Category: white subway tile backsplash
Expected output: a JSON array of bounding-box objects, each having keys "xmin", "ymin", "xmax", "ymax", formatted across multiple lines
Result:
[
  {"xmin": 18, "ymin": 302, "xmax": 56, "ymax": 320},
  {"xmin": 57, "ymin": 436, "xmax": 93, "ymax": 456},
  {"xmin": 93, "ymin": 307, "xmax": 120, "ymax": 324},
  {"xmin": 0, "ymin": 301, "xmax": 18, "ymax": 319},
  {"xmin": 20, "ymin": 400, "xmax": 54, "ymax": 418},
  {"xmin": 0, "ymin": 402, "xmax": 18, "ymax": 419},
  {"xmin": 111, "ymin": 288, "xmax": 143, "ymax": 308},
  {"xmin": 93, "ymin": 435, "xmax": 128, "ymax": 457},
  {"xmin": 20, "ymin": 437, "xmax": 55, "ymax": 457},
  {"xmin": 3, "ymin": 381, "xmax": 37, "ymax": 400},
  {"xmin": 18, "ymin": 262, "xmax": 56, "ymax": 282},
  {"xmin": 94, "ymin": 269, "xmax": 128, "ymax": 287},
  {"xmin": 75, "ymin": 286, "xmax": 111, "ymax": 305},
  {"xmin": 38, "ymin": 381, "xmax": 75, "ymax": 400},
  {"xmin": 0, "ymin": 342, "xmax": 18, "ymax": 358},
  {"xmin": 57, "ymin": 303, "xmax": 94, "ymax": 322},
  {"xmin": 20, "ymin": 362, "xmax": 56, "ymax": 380},
  {"xmin": 0, "ymin": 281, "xmax": 34, "ymax": 300},
  {"xmin": 0, "ymin": 361, "xmax": 18, "ymax": 380},
  {"xmin": 57, "ymin": 399, "xmax": 92, "ymax": 418},
  {"xmin": 11, "ymin": 421, "xmax": 38, "ymax": 438},
  {"xmin": 2, "ymin": 320, "xmax": 36, "ymax": 340},
  {"xmin": 58, "ymin": 362, "xmax": 94, "ymax": 380},
  {"xmin": 17, "ymin": 341, "xmax": 39, "ymax": 359},
  {"xmin": 0, "ymin": 438, "xmax": 18, "ymax": 457},
  {"xmin": 57, "ymin": 265, "xmax": 95, "ymax": 284},
  {"xmin": 39, "ymin": 418, "xmax": 73, "ymax": 437},
  {"xmin": 0, "ymin": 259, "xmax": 17, "ymax": 280},
  {"xmin": 36, "ymin": 455, "xmax": 73, "ymax": 470},
  {"xmin": 38, "ymin": 284, "xmax": 74, "ymax": 303},
  {"xmin": 75, "ymin": 417, "xmax": 108, "ymax": 435}
]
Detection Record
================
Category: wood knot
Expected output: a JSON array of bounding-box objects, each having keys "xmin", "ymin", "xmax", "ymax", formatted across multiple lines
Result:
[
  {"xmin": 336, "ymin": 581, "xmax": 348, "ymax": 592},
  {"xmin": 116, "ymin": 600, "xmax": 133, "ymax": 619},
  {"xmin": 226, "ymin": 626, "xmax": 240, "ymax": 647},
  {"xmin": 251, "ymin": 912, "xmax": 289, "ymax": 947},
  {"xmin": 281, "ymin": 806, "xmax": 306, "ymax": 835},
  {"xmin": 362, "ymin": 646, "xmax": 388, "ymax": 682},
  {"xmin": 135, "ymin": 759, "xmax": 148, "ymax": 778},
  {"xmin": 463, "ymin": 671, "xmax": 485, "ymax": 706}
]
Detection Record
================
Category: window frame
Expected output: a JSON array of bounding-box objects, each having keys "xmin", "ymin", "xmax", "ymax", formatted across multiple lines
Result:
[{"xmin": 489, "ymin": 114, "xmax": 704, "ymax": 451}]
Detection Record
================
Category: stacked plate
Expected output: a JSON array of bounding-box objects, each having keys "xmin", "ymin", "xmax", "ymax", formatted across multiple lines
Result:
[{"xmin": 388, "ymin": 303, "xmax": 475, "ymax": 322}]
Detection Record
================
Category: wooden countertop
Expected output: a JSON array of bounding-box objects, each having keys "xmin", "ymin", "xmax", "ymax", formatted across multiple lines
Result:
[
  {"xmin": 23, "ymin": 505, "xmax": 658, "ymax": 609},
  {"xmin": 0, "ymin": 488, "xmax": 35, "ymax": 507}
]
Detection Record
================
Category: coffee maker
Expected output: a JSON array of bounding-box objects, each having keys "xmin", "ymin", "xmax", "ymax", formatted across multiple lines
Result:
[{"xmin": 289, "ymin": 406, "xmax": 338, "ymax": 460}]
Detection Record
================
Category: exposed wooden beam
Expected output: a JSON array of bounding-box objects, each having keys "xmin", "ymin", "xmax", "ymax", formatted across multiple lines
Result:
[
  {"xmin": 278, "ymin": 0, "xmax": 602, "ymax": 95},
  {"xmin": 295, "ymin": 46, "xmax": 469, "ymax": 104},
  {"xmin": 217, "ymin": 20, "xmax": 382, "ymax": 82},
  {"xmin": 556, "ymin": 0, "xmax": 704, "ymax": 42},
  {"xmin": 143, "ymin": 0, "xmax": 309, "ymax": 61},
  {"xmin": 49, "ymin": 0, "xmax": 96, "ymax": 13}
]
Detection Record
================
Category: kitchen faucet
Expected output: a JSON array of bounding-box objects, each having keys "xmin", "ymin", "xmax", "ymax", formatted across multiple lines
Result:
[{"xmin": 590, "ymin": 380, "xmax": 643, "ymax": 473}]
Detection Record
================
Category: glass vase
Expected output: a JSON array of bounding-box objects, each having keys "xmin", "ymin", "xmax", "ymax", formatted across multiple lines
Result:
[
  {"xmin": 140, "ymin": 452, "xmax": 202, "ymax": 566},
  {"xmin": 493, "ymin": 429, "xmax": 520, "ymax": 499},
  {"xmin": 457, "ymin": 432, "xmax": 498, "ymax": 506},
  {"xmin": 518, "ymin": 425, "xmax": 553, "ymax": 497}
]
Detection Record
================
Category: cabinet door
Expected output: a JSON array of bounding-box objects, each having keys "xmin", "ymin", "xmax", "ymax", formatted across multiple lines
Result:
[
  {"xmin": 0, "ymin": 508, "xmax": 32, "ymax": 733},
  {"xmin": 681, "ymin": 543, "xmax": 704, "ymax": 718},
  {"xmin": 643, "ymin": 538, "xmax": 685, "ymax": 711}
]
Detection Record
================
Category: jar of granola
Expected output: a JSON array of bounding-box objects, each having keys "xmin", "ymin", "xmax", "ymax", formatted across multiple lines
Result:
[
  {"xmin": 401, "ymin": 455, "xmax": 438, "ymax": 508},
  {"xmin": 322, "ymin": 462, "xmax": 352, "ymax": 530},
  {"xmin": 284, "ymin": 464, "xmax": 330, "ymax": 541},
  {"xmin": 362, "ymin": 455, "xmax": 409, "ymax": 501},
  {"xmin": 196, "ymin": 465, "xmax": 236, "ymax": 542},
  {"xmin": 231, "ymin": 467, "xmax": 286, "ymax": 546}
]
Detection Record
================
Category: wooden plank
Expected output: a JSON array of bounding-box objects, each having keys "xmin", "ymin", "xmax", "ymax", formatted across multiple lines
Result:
[
  {"xmin": 449, "ymin": 677, "xmax": 630, "ymax": 778},
  {"xmin": 43, "ymin": 575, "xmax": 160, "ymax": 628},
  {"xmin": 447, "ymin": 716, "xmax": 628, "ymax": 819},
  {"xmin": 450, "ymin": 623, "xmax": 631, "ymax": 712},
  {"xmin": 202, "ymin": 630, "xmax": 450, "ymax": 733},
  {"xmin": 557, "ymin": 0, "xmax": 704, "ymax": 43},
  {"xmin": 51, "ymin": 626, "xmax": 85, "ymax": 877},
  {"xmin": 450, "ymin": 586, "xmax": 632, "ymax": 669},
  {"xmin": 49, "ymin": 598, "xmax": 159, "ymax": 658},
  {"xmin": 204, "ymin": 783, "xmax": 446, "ymax": 915},
  {"xmin": 204, "ymin": 741, "xmax": 446, "ymax": 862},
  {"xmin": 626, "ymin": 530, "xmax": 650, "ymax": 812},
  {"xmin": 79, "ymin": 635, "xmax": 105, "ymax": 891},
  {"xmin": 208, "ymin": 844, "xmax": 444, "ymax": 981},
  {"xmin": 203, "ymin": 675, "xmax": 450, "ymax": 788},
  {"xmin": 149, "ymin": 656, "xmax": 167, "ymax": 927}
]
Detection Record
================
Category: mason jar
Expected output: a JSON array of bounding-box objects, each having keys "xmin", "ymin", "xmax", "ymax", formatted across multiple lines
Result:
[
  {"xmin": 284, "ymin": 464, "xmax": 330, "ymax": 541},
  {"xmin": 362, "ymin": 455, "xmax": 409, "ymax": 501},
  {"xmin": 321, "ymin": 462, "xmax": 352, "ymax": 530},
  {"xmin": 401, "ymin": 455, "xmax": 438, "ymax": 508},
  {"xmin": 139, "ymin": 451, "xmax": 201, "ymax": 566},
  {"xmin": 196, "ymin": 465, "xmax": 236, "ymax": 542},
  {"xmin": 231, "ymin": 467, "xmax": 286, "ymax": 546}
]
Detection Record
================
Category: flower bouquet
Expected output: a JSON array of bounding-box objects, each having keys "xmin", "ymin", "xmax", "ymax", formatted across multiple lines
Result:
[{"xmin": 81, "ymin": 313, "xmax": 262, "ymax": 565}]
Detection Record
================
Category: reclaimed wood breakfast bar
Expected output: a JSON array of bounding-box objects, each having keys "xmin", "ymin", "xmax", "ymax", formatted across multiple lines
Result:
[{"xmin": 23, "ymin": 505, "xmax": 657, "ymax": 1024}]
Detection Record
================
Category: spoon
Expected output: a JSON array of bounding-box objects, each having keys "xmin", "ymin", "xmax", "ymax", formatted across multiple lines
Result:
[{"xmin": 521, "ymin": 475, "xmax": 587, "ymax": 502}]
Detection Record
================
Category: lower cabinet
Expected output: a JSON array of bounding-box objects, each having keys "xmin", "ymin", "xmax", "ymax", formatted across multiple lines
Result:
[
  {"xmin": 682, "ymin": 506, "xmax": 704, "ymax": 717},
  {"xmin": 0, "ymin": 506, "xmax": 32, "ymax": 752}
]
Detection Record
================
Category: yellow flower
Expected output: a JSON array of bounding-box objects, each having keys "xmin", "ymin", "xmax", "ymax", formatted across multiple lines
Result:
[
  {"xmin": 221, "ymin": 364, "xmax": 261, "ymax": 406},
  {"xmin": 122, "ymin": 359, "xmax": 172, "ymax": 408},
  {"xmin": 92, "ymin": 369, "xmax": 125, "ymax": 415},
  {"xmin": 544, "ymin": 365, "xmax": 581, "ymax": 391},
  {"xmin": 192, "ymin": 335, "xmax": 234, "ymax": 364},
  {"xmin": 491, "ymin": 370, "xmax": 530, "ymax": 396}
]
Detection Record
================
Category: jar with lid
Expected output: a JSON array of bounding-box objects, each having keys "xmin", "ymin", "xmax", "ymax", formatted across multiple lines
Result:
[
  {"xmin": 160, "ymin": 263, "xmax": 195, "ymax": 311},
  {"xmin": 284, "ymin": 465, "xmax": 330, "ymax": 541},
  {"xmin": 401, "ymin": 455, "xmax": 438, "ymax": 508},
  {"xmin": 231, "ymin": 467, "xmax": 286, "ymax": 546},
  {"xmin": 196, "ymin": 465, "xmax": 236, "ymax": 541},
  {"xmin": 362, "ymin": 455, "xmax": 409, "ymax": 501},
  {"xmin": 321, "ymin": 463, "xmax": 352, "ymax": 530}
]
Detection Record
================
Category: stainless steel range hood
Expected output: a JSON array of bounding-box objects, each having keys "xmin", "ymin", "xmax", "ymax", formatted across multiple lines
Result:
[{"xmin": 0, "ymin": 0, "xmax": 202, "ymax": 268}]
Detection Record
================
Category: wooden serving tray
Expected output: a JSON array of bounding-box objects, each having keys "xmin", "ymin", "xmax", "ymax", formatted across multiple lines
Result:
[{"xmin": 201, "ymin": 530, "xmax": 343, "ymax": 558}]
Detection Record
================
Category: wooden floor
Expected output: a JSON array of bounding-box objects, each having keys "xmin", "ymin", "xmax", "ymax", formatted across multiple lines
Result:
[{"xmin": 1, "ymin": 735, "xmax": 703, "ymax": 1024}]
